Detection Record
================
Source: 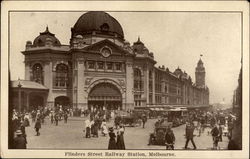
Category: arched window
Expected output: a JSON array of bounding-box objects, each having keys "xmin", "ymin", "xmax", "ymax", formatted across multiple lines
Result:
[
  {"xmin": 32, "ymin": 63, "xmax": 43, "ymax": 84},
  {"xmin": 55, "ymin": 64, "xmax": 69, "ymax": 88},
  {"xmin": 134, "ymin": 68, "xmax": 143, "ymax": 91}
]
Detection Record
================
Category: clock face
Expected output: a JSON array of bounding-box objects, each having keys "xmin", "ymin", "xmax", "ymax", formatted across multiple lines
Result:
[{"xmin": 101, "ymin": 48, "xmax": 111, "ymax": 57}]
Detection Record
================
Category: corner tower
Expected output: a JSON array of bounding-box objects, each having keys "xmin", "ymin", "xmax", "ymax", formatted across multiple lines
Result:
[{"xmin": 195, "ymin": 56, "xmax": 206, "ymax": 87}]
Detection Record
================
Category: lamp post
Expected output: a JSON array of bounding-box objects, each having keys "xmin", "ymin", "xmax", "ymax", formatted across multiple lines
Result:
[{"xmin": 17, "ymin": 78, "xmax": 22, "ymax": 113}]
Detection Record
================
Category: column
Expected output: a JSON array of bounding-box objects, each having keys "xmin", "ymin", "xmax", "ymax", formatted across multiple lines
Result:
[
  {"xmin": 24, "ymin": 62, "xmax": 31, "ymax": 80},
  {"xmin": 76, "ymin": 58, "xmax": 86, "ymax": 109},
  {"xmin": 72, "ymin": 59, "xmax": 78, "ymax": 108},
  {"xmin": 18, "ymin": 89, "xmax": 22, "ymax": 112},
  {"xmin": 152, "ymin": 69, "xmax": 156, "ymax": 104},
  {"xmin": 144, "ymin": 67, "xmax": 149, "ymax": 105},
  {"xmin": 125, "ymin": 60, "xmax": 134, "ymax": 110},
  {"xmin": 44, "ymin": 61, "xmax": 53, "ymax": 107},
  {"xmin": 26, "ymin": 92, "xmax": 30, "ymax": 111}
]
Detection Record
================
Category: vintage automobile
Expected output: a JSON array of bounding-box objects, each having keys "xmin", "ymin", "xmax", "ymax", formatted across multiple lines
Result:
[
  {"xmin": 148, "ymin": 120, "xmax": 173, "ymax": 145},
  {"xmin": 120, "ymin": 115, "xmax": 141, "ymax": 127}
]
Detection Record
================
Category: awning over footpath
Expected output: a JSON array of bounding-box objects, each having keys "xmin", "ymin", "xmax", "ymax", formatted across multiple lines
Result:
[
  {"xmin": 148, "ymin": 107, "xmax": 186, "ymax": 112},
  {"xmin": 185, "ymin": 105, "xmax": 212, "ymax": 109},
  {"xmin": 137, "ymin": 104, "xmax": 211, "ymax": 111},
  {"xmin": 170, "ymin": 107, "xmax": 188, "ymax": 111},
  {"xmin": 11, "ymin": 80, "xmax": 49, "ymax": 90}
]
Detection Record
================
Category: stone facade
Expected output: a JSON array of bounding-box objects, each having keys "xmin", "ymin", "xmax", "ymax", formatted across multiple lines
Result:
[{"xmin": 21, "ymin": 11, "xmax": 209, "ymax": 111}]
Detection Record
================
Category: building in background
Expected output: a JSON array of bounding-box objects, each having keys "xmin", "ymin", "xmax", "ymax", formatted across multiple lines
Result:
[
  {"xmin": 231, "ymin": 65, "xmax": 242, "ymax": 149},
  {"xmin": 10, "ymin": 11, "xmax": 209, "ymax": 111}
]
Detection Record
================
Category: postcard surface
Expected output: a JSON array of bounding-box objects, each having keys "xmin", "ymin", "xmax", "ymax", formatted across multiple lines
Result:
[{"xmin": 1, "ymin": 1, "xmax": 249, "ymax": 158}]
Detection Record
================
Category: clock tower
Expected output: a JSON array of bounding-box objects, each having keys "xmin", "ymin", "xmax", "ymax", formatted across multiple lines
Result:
[{"xmin": 195, "ymin": 56, "xmax": 206, "ymax": 87}]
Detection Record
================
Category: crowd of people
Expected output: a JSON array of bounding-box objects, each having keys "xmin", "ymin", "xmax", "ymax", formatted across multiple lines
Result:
[
  {"xmin": 11, "ymin": 105, "xmax": 72, "ymax": 149},
  {"xmin": 11, "ymin": 105, "xmax": 238, "ymax": 150},
  {"xmin": 82, "ymin": 107, "xmax": 127, "ymax": 149},
  {"xmin": 149, "ymin": 109, "xmax": 237, "ymax": 150}
]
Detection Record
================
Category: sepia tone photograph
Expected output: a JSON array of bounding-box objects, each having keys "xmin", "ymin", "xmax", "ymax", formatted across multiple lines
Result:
[{"xmin": 1, "ymin": 1, "xmax": 249, "ymax": 158}]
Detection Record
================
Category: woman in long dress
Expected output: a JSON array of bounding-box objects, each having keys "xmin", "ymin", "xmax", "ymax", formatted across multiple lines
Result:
[
  {"xmin": 101, "ymin": 119, "xmax": 108, "ymax": 136},
  {"xmin": 116, "ymin": 125, "xmax": 125, "ymax": 149},
  {"xmin": 108, "ymin": 127, "xmax": 116, "ymax": 149}
]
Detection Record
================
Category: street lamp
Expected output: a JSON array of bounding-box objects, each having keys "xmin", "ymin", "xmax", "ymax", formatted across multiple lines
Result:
[{"xmin": 17, "ymin": 78, "xmax": 22, "ymax": 113}]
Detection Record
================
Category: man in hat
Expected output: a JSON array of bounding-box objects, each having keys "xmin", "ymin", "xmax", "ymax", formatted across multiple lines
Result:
[
  {"xmin": 34, "ymin": 118, "xmax": 41, "ymax": 136},
  {"xmin": 142, "ymin": 114, "xmax": 147, "ymax": 128},
  {"xmin": 64, "ymin": 111, "xmax": 68, "ymax": 123},
  {"xmin": 54, "ymin": 112, "xmax": 59, "ymax": 126},
  {"xmin": 211, "ymin": 124, "xmax": 220, "ymax": 149},
  {"xmin": 13, "ymin": 130, "xmax": 27, "ymax": 149},
  {"xmin": 165, "ymin": 126, "xmax": 175, "ymax": 150},
  {"xmin": 184, "ymin": 121, "xmax": 197, "ymax": 149}
]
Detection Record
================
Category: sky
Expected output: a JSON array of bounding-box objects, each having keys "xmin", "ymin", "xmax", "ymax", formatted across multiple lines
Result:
[{"xmin": 9, "ymin": 11, "xmax": 242, "ymax": 104}]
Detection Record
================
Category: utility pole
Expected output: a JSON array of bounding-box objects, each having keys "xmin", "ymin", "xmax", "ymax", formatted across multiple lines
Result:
[{"xmin": 17, "ymin": 78, "xmax": 22, "ymax": 113}]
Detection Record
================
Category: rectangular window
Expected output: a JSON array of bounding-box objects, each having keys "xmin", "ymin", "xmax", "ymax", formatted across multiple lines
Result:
[
  {"xmin": 115, "ymin": 63, "xmax": 121, "ymax": 70},
  {"xmin": 88, "ymin": 61, "xmax": 95, "ymax": 69},
  {"xmin": 149, "ymin": 94, "xmax": 152, "ymax": 104},
  {"xmin": 107, "ymin": 62, "xmax": 113, "ymax": 70},
  {"xmin": 97, "ymin": 61, "xmax": 104, "ymax": 69}
]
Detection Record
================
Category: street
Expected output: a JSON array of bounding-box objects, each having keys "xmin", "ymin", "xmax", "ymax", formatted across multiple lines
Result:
[{"xmin": 25, "ymin": 117, "xmax": 229, "ymax": 150}]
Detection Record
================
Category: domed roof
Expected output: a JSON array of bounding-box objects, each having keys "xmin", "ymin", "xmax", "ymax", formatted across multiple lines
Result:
[
  {"xmin": 33, "ymin": 26, "xmax": 61, "ymax": 47},
  {"xmin": 72, "ymin": 11, "xmax": 124, "ymax": 39}
]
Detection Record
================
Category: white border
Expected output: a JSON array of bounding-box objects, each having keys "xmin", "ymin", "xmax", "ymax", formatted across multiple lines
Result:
[{"xmin": 1, "ymin": 1, "xmax": 249, "ymax": 158}]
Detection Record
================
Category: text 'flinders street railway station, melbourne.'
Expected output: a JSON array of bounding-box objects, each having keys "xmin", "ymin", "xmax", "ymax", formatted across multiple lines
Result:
[{"xmin": 11, "ymin": 11, "xmax": 209, "ymax": 112}]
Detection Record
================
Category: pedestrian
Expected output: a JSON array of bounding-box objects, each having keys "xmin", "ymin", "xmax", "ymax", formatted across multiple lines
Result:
[
  {"xmin": 210, "ymin": 116, "xmax": 217, "ymax": 128},
  {"xmin": 219, "ymin": 125, "xmax": 223, "ymax": 142},
  {"xmin": 101, "ymin": 119, "xmax": 108, "ymax": 136},
  {"xmin": 142, "ymin": 114, "xmax": 147, "ymax": 128},
  {"xmin": 228, "ymin": 120, "xmax": 234, "ymax": 139},
  {"xmin": 64, "ymin": 112, "xmax": 68, "ymax": 123},
  {"xmin": 31, "ymin": 110, "xmax": 36, "ymax": 123},
  {"xmin": 55, "ymin": 113, "xmax": 59, "ymax": 126},
  {"xmin": 90, "ymin": 119, "xmax": 95, "ymax": 136},
  {"xmin": 93, "ymin": 119, "xmax": 99, "ymax": 137},
  {"xmin": 116, "ymin": 125, "xmax": 125, "ymax": 149},
  {"xmin": 34, "ymin": 118, "xmax": 41, "ymax": 136},
  {"xmin": 114, "ymin": 116, "xmax": 121, "ymax": 129},
  {"xmin": 165, "ymin": 126, "xmax": 175, "ymax": 150},
  {"xmin": 223, "ymin": 123, "xmax": 229, "ymax": 137},
  {"xmin": 108, "ymin": 127, "xmax": 116, "ymax": 149},
  {"xmin": 85, "ymin": 119, "xmax": 91, "ymax": 138},
  {"xmin": 20, "ymin": 122, "xmax": 27, "ymax": 145},
  {"xmin": 13, "ymin": 130, "xmax": 27, "ymax": 149},
  {"xmin": 155, "ymin": 118, "xmax": 161, "ymax": 128},
  {"xmin": 197, "ymin": 121, "xmax": 202, "ymax": 137},
  {"xmin": 23, "ymin": 113, "xmax": 30, "ymax": 127},
  {"xmin": 184, "ymin": 121, "xmax": 197, "ymax": 150},
  {"xmin": 211, "ymin": 124, "xmax": 220, "ymax": 149},
  {"xmin": 200, "ymin": 116, "xmax": 206, "ymax": 133},
  {"xmin": 50, "ymin": 111, "xmax": 54, "ymax": 124}
]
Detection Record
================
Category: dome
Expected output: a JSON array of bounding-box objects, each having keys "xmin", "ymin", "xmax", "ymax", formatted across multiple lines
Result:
[
  {"xmin": 33, "ymin": 26, "xmax": 61, "ymax": 47},
  {"xmin": 72, "ymin": 11, "xmax": 124, "ymax": 40}
]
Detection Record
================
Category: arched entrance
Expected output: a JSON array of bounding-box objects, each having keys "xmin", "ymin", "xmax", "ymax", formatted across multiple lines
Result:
[
  {"xmin": 88, "ymin": 82, "xmax": 122, "ymax": 111},
  {"xmin": 55, "ymin": 96, "xmax": 70, "ymax": 110},
  {"xmin": 29, "ymin": 95, "xmax": 44, "ymax": 110}
]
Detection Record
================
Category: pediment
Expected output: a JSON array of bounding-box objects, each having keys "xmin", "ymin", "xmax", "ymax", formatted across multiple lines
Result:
[{"xmin": 83, "ymin": 39, "xmax": 130, "ymax": 56}]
